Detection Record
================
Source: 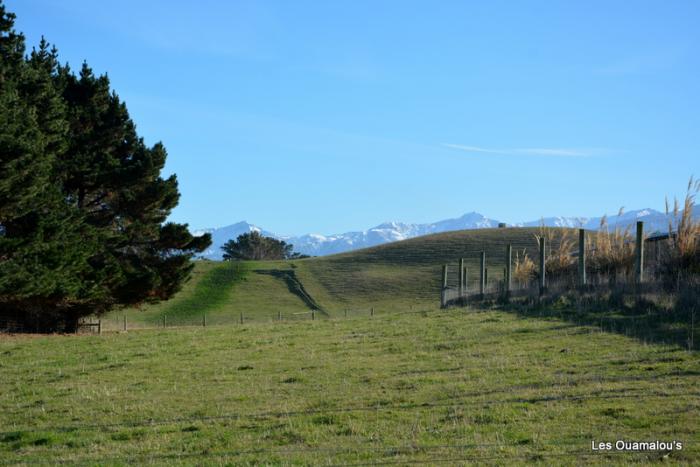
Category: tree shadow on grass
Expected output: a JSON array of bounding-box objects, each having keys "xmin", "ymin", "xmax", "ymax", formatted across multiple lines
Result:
[
  {"xmin": 467, "ymin": 289, "xmax": 698, "ymax": 351},
  {"xmin": 254, "ymin": 269, "xmax": 327, "ymax": 315}
]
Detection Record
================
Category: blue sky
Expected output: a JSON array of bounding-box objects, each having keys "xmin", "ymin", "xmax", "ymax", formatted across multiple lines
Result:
[{"xmin": 8, "ymin": 0, "xmax": 700, "ymax": 235}]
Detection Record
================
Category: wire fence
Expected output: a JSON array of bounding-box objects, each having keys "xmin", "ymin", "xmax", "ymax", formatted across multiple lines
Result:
[
  {"xmin": 440, "ymin": 223, "xmax": 697, "ymax": 308},
  {"xmin": 83, "ymin": 306, "xmax": 401, "ymax": 333},
  {"xmin": 0, "ymin": 304, "xmax": 443, "ymax": 334}
]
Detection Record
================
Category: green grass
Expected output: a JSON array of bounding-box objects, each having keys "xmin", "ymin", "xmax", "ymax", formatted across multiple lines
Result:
[
  {"xmin": 110, "ymin": 227, "xmax": 562, "ymax": 327},
  {"xmin": 103, "ymin": 227, "xmax": 696, "ymax": 348},
  {"xmin": 6, "ymin": 227, "xmax": 695, "ymax": 464},
  {"xmin": 142, "ymin": 261, "xmax": 241, "ymax": 325},
  {"xmin": 1, "ymin": 309, "xmax": 698, "ymax": 465},
  {"xmin": 296, "ymin": 227, "xmax": 557, "ymax": 314},
  {"xmin": 103, "ymin": 261, "xmax": 318, "ymax": 329}
]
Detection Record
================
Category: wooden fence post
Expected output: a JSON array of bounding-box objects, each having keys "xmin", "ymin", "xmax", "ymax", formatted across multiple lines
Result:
[
  {"xmin": 203, "ymin": 313, "xmax": 206, "ymax": 327},
  {"xmin": 635, "ymin": 221, "xmax": 644, "ymax": 284},
  {"xmin": 479, "ymin": 252, "xmax": 486, "ymax": 297},
  {"xmin": 123, "ymin": 315, "xmax": 127, "ymax": 332},
  {"xmin": 344, "ymin": 309, "xmax": 347, "ymax": 318},
  {"xmin": 98, "ymin": 320, "xmax": 102, "ymax": 335},
  {"xmin": 578, "ymin": 229, "xmax": 586, "ymax": 287},
  {"xmin": 505, "ymin": 244, "xmax": 512, "ymax": 294},
  {"xmin": 278, "ymin": 311, "xmax": 282, "ymax": 321},
  {"xmin": 458, "ymin": 258, "xmax": 464, "ymax": 297},
  {"xmin": 240, "ymin": 312, "xmax": 243, "ymax": 325},
  {"xmin": 441, "ymin": 264, "xmax": 448, "ymax": 308},
  {"xmin": 163, "ymin": 315, "xmax": 167, "ymax": 328},
  {"xmin": 539, "ymin": 237, "xmax": 546, "ymax": 295},
  {"xmin": 463, "ymin": 267, "xmax": 468, "ymax": 293},
  {"xmin": 312, "ymin": 310, "xmax": 315, "ymax": 321},
  {"xmin": 371, "ymin": 307, "xmax": 374, "ymax": 317}
]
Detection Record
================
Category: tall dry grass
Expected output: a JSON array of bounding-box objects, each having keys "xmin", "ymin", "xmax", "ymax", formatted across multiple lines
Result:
[
  {"xmin": 534, "ymin": 224, "xmax": 577, "ymax": 280},
  {"xmin": 513, "ymin": 248, "xmax": 536, "ymax": 286},
  {"xmin": 586, "ymin": 208, "xmax": 636, "ymax": 280},
  {"xmin": 662, "ymin": 177, "xmax": 700, "ymax": 289},
  {"xmin": 501, "ymin": 179, "xmax": 698, "ymax": 325}
]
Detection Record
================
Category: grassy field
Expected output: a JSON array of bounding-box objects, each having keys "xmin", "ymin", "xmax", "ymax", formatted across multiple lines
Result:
[
  {"xmin": 102, "ymin": 261, "xmax": 316, "ymax": 330},
  {"xmin": 1, "ymin": 308, "xmax": 698, "ymax": 465},
  {"xmin": 106, "ymin": 227, "xmax": 562, "ymax": 328},
  {"xmin": 60, "ymin": 227, "xmax": 697, "ymax": 464}
]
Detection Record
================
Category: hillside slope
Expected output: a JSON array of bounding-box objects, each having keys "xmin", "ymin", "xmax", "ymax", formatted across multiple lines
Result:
[
  {"xmin": 295, "ymin": 227, "xmax": 561, "ymax": 313},
  {"xmin": 110, "ymin": 227, "xmax": 564, "ymax": 326}
]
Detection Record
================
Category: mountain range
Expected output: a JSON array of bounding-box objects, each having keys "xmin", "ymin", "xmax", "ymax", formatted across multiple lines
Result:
[{"xmin": 193, "ymin": 206, "xmax": 700, "ymax": 260}]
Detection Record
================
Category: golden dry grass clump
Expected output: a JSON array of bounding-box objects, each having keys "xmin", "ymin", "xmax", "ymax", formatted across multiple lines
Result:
[
  {"xmin": 586, "ymin": 208, "xmax": 636, "ymax": 279},
  {"xmin": 663, "ymin": 177, "xmax": 700, "ymax": 282},
  {"xmin": 512, "ymin": 248, "xmax": 536, "ymax": 286},
  {"xmin": 534, "ymin": 224, "xmax": 577, "ymax": 280}
]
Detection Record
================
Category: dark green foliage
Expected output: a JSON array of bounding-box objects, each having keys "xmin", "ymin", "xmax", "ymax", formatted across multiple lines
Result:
[
  {"xmin": 57, "ymin": 63, "xmax": 211, "ymax": 310},
  {"xmin": 0, "ymin": 2, "xmax": 210, "ymax": 331},
  {"xmin": 221, "ymin": 231, "xmax": 297, "ymax": 260},
  {"xmin": 0, "ymin": 6, "xmax": 92, "ymax": 329}
]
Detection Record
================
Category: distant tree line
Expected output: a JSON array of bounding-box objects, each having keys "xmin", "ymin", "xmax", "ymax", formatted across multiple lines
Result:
[
  {"xmin": 0, "ymin": 3, "xmax": 211, "ymax": 331},
  {"xmin": 221, "ymin": 231, "xmax": 308, "ymax": 260}
]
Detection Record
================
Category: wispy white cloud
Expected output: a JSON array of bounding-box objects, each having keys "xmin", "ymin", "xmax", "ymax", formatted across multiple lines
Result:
[
  {"xmin": 441, "ymin": 144, "xmax": 609, "ymax": 158},
  {"xmin": 514, "ymin": 148, "xmax": 589, "ymax": 157},
  {"xmin": 441, "ymin": 144, "xmax": 503, "ymax": 154}
]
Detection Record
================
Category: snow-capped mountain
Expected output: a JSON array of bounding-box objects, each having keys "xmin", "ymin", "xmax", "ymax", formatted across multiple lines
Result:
[
  {"xmin": 519, "ymin": 208, "xmax": 682, "ymax": 233},
  {"xmin": 195, "ymin": 208, "xmax": 697, "ymax": 260},
  {"xmin": 282, "ymin": 213, "xmax": 500, "ymax": 257}
]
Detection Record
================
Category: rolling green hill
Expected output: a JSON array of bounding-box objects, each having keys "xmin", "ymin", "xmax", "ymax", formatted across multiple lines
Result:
[
  {"xmin": 105, "ymin": 227, "xmax": 565, "ymax": 328},
  {"xmin": 11, "ymin": 227, "xmax": 697, "ymax": 464}
]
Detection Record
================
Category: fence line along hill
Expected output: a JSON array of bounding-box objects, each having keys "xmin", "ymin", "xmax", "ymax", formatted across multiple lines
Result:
[{"xmin": 102, "ymin": 227, "xmax": 573, "ymax": 329}]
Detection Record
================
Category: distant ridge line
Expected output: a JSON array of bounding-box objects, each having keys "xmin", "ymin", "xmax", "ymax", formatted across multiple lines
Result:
[{"xmin": 196, "ymin": 206, "xmax": 699, "ymax": 259}]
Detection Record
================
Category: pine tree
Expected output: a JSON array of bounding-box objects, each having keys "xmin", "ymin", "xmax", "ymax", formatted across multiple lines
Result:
[
  {"xmin": 0, "ymin": 6, "xmax": 95, "ymax": 330},
  {"xmin": 0, "ymin": 3, "xmax": 42, "ymax": 222},
  {"xmin": 58, "ymin": 64, "xmax": 211, "ymax": 313},
  {"xmin": 0, "ymin": 2, "xmax": 210, "ymax": 330}
]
